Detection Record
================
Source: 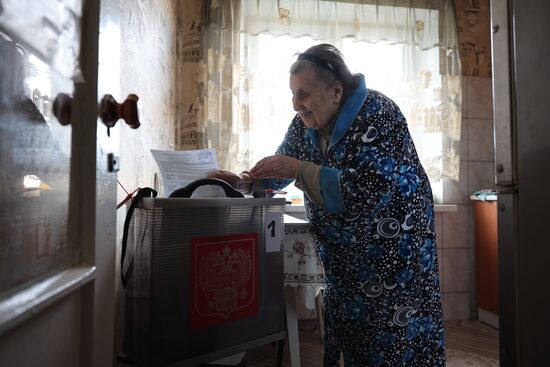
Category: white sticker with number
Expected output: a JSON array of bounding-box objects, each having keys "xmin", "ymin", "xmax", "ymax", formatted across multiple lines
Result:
[{"xmin": 265, "ymin": 212, "xmax": 283, "ymax": 253}]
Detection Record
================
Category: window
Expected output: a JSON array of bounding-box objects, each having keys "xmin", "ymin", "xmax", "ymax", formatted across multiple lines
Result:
[
  {"xmin": 244, "ymin": 34, "xmax": 444, "ymax": 202},
  {"xmin": 202, "ymin": 0, "xmax": 460, "ymax": 204}
]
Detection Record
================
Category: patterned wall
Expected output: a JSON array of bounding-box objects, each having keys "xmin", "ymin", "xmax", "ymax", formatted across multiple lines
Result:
[
  {"xmin": 113, "ymin": 0, "xmax": 201, "ymax": 352},
  {"xmin": 448, "ymin": 0, "xmax": 494, "ymax": 321},
  {"xmin": 117, "ymin": 0, "xmax": 179, "ymax": 193},
  {"xmin": 170, "ymin": 0, "xmax": 492, "ymax": 144},
  {"xmin": 174, "ymin": 0, "xmax": 204, "ymax": 150},
  {"xmin": 455, "ymin": 0, "xmax": 492, "ymax": 77},
  {"xmin": 111, "ymin": 0, "xmax": 492, "ymax": 327},
  {"xmin": 115, "ymin": 0, "xmax": 204, "ymax": 196},
  {"xmin": 113, "ymin": 0, "xmax": 493, "ymax": 193}
]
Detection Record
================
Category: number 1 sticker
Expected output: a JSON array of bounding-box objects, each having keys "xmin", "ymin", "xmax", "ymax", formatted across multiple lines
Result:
[{"xmin": 265, "ymin": 212, "xmax": 282, "ymax": 253}]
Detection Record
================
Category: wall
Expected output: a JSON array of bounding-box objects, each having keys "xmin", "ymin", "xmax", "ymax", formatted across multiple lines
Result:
[
  {"xmin": 174, "ymin": 0, "xmax": 204, "ymax": 150},
  {"xmin": 109, "ymin": 0, "xmax": 200, "ymax": 354},
  {"xmin": 117, "ymin": 0, "xmax": 179, "ymax": 194},
  {"xmin": 436, "ymin": 0, "xmax": 494, "ymax": 320},
  {"xmin": 115, "ymin": 0, "xmax": 203, "ymax": 195},
  {"xmin": 109, "ymin": 0, "xmax": 494, "ymax": 325}
]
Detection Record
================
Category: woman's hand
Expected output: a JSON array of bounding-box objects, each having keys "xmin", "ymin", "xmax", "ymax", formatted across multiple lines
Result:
[
  {"xmin": 208, "ymin": 170, "xmax": 253, "ymax": 192},
  {"xmin": 208, "ymin": 170, "xmax": 239, "ymax": 185},
  {"xmin": 250, "ymin": 154, "xmax": 301, "ymax": 179}
]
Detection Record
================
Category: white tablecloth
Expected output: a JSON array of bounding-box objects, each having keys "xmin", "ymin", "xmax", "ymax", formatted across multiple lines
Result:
[{"xmin": 283, "ymin": 214, "xmax": 326, "ymax": 310}]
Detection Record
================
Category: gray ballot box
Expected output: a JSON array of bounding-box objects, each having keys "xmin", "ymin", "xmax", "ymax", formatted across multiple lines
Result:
[{"xmin": 123, "ymin": 194, "xmax": 286, "ymax": 366}]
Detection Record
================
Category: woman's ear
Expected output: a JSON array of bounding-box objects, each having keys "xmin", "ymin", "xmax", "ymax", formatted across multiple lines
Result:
[{"xmin": 333, "ymin": 80, "xmax": 344, "ymax": 104}]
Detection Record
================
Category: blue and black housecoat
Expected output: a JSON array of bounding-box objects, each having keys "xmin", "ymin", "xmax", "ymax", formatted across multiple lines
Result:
[{"xmin": 264, "ymin": 75, "xmax": 446, "ymax": 366}]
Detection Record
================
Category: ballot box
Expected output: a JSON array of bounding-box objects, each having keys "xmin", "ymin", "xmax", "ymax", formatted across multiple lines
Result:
[{"xmin": 122, "ymin": 190, "xmax": 286, "ymax": 366}]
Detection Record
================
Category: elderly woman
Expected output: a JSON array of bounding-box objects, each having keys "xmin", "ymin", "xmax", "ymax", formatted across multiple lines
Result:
[{"xmin": 215, "ymin": 43, "xmax": 445, "ymax": 366}]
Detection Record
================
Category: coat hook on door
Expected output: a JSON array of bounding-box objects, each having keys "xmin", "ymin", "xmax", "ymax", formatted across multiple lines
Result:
[{"xmin": 99, "ymin": 94, "xmax": 141, "ymax": 136}]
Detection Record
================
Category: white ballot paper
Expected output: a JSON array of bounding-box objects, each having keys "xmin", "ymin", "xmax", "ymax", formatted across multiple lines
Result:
[{"xmin": 151, "ymin": 149, "xmax": 225, "ymax": 198}]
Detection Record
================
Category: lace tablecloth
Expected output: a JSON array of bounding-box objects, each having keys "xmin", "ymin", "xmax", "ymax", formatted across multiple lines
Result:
[{"xmin": 283, "ymin": 214, "xmax": 326, "ymax": 310}]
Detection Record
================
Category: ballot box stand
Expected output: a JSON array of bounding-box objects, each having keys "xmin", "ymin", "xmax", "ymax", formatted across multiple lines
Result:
[{"xmin": 122, "ymin": 196, "xmax": 286, "ymax": 367}]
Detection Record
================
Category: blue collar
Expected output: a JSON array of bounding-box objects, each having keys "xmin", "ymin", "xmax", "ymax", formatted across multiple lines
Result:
[{"xmin": 306, "ymin": 74, "xmax": 368, "ymax": 152}]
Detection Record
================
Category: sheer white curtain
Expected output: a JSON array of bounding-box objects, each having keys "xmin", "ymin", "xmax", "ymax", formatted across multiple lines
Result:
[{"xmin": 200, "ymin": 0, "xmax": 461, "ymax": 199}]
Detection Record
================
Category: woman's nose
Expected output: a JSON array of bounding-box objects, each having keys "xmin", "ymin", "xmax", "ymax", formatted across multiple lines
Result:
[{"xmin": 292, "ymin": 96, "xmax": 301, "ymax": 111}]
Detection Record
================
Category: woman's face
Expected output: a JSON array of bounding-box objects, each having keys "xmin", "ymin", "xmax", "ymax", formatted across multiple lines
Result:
[{"xmin": 290, "ymin": 68, "xmax": 343, "ymax": 130}]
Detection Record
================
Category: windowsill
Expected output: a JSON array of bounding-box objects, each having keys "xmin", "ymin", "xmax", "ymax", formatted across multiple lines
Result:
[
  {"xmin": 284, "ymin": 204, "xmax": 458, "ymax": 213},
  {"xmin": 433, "ymin": 204, "xmax": 458, "ymax": 212}
]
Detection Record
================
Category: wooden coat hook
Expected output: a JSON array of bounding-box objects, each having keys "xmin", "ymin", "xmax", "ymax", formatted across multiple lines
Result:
[{"xmin": 99, "ymin": 94, "xmax": 141, "ymax": 130}]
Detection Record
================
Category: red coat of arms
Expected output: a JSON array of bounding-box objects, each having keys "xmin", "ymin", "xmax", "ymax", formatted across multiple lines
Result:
[{"xmin": 190, "ymin": 233, "xmax": 258, "ymax": 330}]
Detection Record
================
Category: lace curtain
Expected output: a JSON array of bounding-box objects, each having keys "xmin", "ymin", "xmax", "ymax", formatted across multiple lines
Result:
[{"xmin": 200, "ymin": 0, "xmax": 461, "ymax": 186}]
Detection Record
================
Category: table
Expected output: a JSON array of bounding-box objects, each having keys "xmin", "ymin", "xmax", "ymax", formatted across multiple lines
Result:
[{"xmin": 283, "ymin": 214, "xmax": 326, "ymax": 367}]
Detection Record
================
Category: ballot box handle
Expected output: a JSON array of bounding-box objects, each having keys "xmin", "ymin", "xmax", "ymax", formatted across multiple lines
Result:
[
  {"xmin": 121, "ymin": 187, "xmax": 157, "ymax": 288},
  {"xmin": 169, "ymin": 178, "xmax": 245, "ymax": 198}
]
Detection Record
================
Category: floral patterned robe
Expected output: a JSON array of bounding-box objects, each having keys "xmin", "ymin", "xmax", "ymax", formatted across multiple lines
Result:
[{"xmin": 265, "ymin": 75, "xmax": 445, "ymax": 366}]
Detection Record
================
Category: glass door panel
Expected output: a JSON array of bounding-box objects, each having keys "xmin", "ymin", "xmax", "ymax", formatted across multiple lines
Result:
[{"xmin": 0, "ymin": 31, "xmax": 74, "ymax": 294}]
